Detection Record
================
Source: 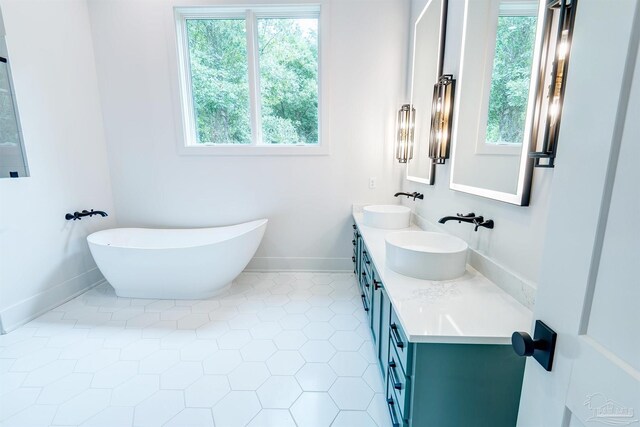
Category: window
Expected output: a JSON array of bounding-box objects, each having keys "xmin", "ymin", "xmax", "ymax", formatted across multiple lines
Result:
[
  {"xmin": 485, "ymin": 2, "xmax": 538, "ymax": 146},
  {"xmin": 175, "ymin": 5, "xmax": 323, "ymax": 154}
]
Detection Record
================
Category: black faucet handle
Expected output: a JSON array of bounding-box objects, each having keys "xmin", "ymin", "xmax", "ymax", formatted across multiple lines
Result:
[{"xmin": 474, "ymin": 218, "xmax": 493, "ymax": 232}]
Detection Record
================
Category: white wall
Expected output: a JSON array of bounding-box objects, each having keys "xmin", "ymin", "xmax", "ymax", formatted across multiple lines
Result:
[
  {"xmin": 402, "ymin": 0, "xmax": 553, "ymax": 286},
  {"xmin": 87, "ymin": 0, "xmax": 408, "ymax": 271},
  {"xmin": 0, "ymin": 0, "xmax": 116, "ymax": 332}
]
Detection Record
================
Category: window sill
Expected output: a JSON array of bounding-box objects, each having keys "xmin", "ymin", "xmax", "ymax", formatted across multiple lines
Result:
[{"xmin": 177, "ymin": 144, "xmax": 330, "ymax": 156}]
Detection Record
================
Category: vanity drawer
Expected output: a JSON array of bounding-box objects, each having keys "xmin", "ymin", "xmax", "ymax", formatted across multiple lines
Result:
[
  {"xmin": 361, "ymin": 248, "xmax": 373, "ymax": 277},
  {"xmin": 388, "ymin": 354, "xmax": 410, "ymax": 418},
  {"xmin": 389, "ymin": 309, "xmax": 413, "ymax": 375},
  {"xmin": 362, "ymin": 265, "xmax": 373, "ymax": 295},
  {"xmin": 359, "ymin": 292, "xmax": 370, "ymax": 314},
  {"xmin": 386, "ymin": 374, "xmax": 408, "ymax": 427}
]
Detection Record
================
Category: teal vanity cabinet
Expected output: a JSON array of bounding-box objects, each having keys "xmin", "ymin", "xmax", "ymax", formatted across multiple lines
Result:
[
  {"xmin": 371, "ymin": 267, "xmax": 391, "ymax": 382},
  {"xmin": 352, "ymin": 223, "xmax": 525, "ymax": 427},
  {"xmin": 385, "ymin": 307, "xmax": 525, "ymax": 427},
  {"xmin": 353, "ymin": 223, "xmax": 392, "ymax": 383}
]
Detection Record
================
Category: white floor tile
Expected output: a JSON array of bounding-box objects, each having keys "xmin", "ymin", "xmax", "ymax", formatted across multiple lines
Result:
[
  {"xmin": 202, "ymin": 350, "xmax": 242, "ymax": 375},
  {"xmin": 367, "ymin": 393, "xmax": 391, "ymax": 427},
  {"xmin": 212, "ymin": 391, "xmax": 261, "ymax": 427},
  {"xmin": 74, "ymin": 348, "xmax": 120, "ymax": 372},
  {"xmin": 331, "ymin": 410, "xmax": 377, "ymax": 427},
  {"xmin": 0, "ymin": 388, "xmax": 40, "ymax": 421},
  {"xmin": 295, "ymin": 363, "xmax": 337, "ymax": 391},
  {"xmin": 164, "ymin": 408, "xmax": 214, "ymax": 427},
  {"xmin": 120, "ymin": 339, "xmax": 160, "ymax": 360},
  {"xmin": 1, "ymin": 272, "xmax": 391, "ymax": 427},
  {"xmin": 160, "ymin": 330, "xmax": 197, "ymax": 349},
  {"xmin": 303, "ymin": 322, "xmax": 335, "ymax": 340},
  {"xmin": 139, "ymin": 349, "xmax": 179, "ymax": 374},
  {"xmin": 92, "ymin": 360, "xmax": 138, "ymax": 388},
  {"xmin": 228, "ymin": 362, "xmax": 269, "ymax": 390},
  {"xmin": 9, "ymin": 347, "xmax": 61, "ymax": 372},
  {"xmin": 160, "ymin": 361, "xmax": 203, "ymax": 389},
  {"xmin": 300, "ymin": 340, "xmax": 336, "ymax": 363},
  {"xmin": 311, "ymin": 274, "xmax": 334, "ymax": 285},
  {"xmin": 330, "ymin": 330, "xmax": 365, "ymax": 351},
  {"xmin": 0, "ymin": 338, "xmax": 49, "ymax": 359},
  {"xmin": 38, "ymin": 373, "xmax": 93, "ymax": 405},
  {"xmin": 142, "ymin": 320, "xmax": 178, "ymax": 339},
  {"xmin": 228, "ymin": 313, "xmax": 260, "ymax": 330},
  {"xmin": 249, "ymin": 321, "xmax": 281, "ymax": 340},
  {"xmin": 256, "ymin": 376, "xmax": 302, "ymax": 408},
  {"xmin": 240, "ymin": 340, "xmax": 277, "ymax": 361},
  {"xmin": 53, "ymin": 388, "xmax": 111, "ymax": 425},
  {"xmin": 306, "ymin": 306, "xmax": 335, "ymax": 322},
  {"xmin": 247, "ymin": 409, "xmax": 297, "ymax": 427},
  {"xmin": 0, "ymin": 372, "xmax": 27, "ymax": 395},
  {"xmin": 217, "ymin": 330, "xmax": 252, "ymax": 349},
  {"xmin": 133, "ymin": 390, "xmax": 184, "ymax": 427},
  {"xmin": 329, "ymin": 377, "xmax": 375, "ymax": 410},
  {"xmin": 363, "ymin": 364, "xmax": 384, "ymax": 393},
  {"xmin": 278, "ymin": 314, "xmax": 309, "ymax": 330},
  {"xmin": 191, "ymin": 300, "xmax": 221, "ymax": 313},
  {"xmin": 329, "ymin": 314, "xmax": 361, "ymax": 331},
  {"xmin": 273, "ymin": 330, "xmax": 308, "ymax": 350},
  {"xmin": 0, "ymin": 404, "xmax": 57, "ymax": 427},
  {"xmin": 177, "ymin": 314, "xmax": 210, "ymax": 330},
  {"xmin": 266, "ymin": 351, "xmax": 305, "ymax": 375},
  {"xmin": 80, "ymin": 406, "xmax": 134, "ymax": 427},
  {"xmin": 126, "ymin": 313, "xmax": 160, "ymax": 329},
  {"xmin": 256, "ymin": 307, "xmax": 286, "ymax": 322},
  {"xmin": 179, "ymin": 339, "xmax": 218, "ymax": 361},
  {"xmin": 184, "ymin": 375, "xmax": 230, "ymax": 407},
  {"xmin": 111, "ymin": 375, "xmax": 159, "ymax": 406},
  {"xmin": 196, "ymin": 320, "xmax": 230, "ymax": 339},
  {"xmin": 290, "ymin": 392, "xmax": 339, "ymax": 427},
  {"xmin": 329, "ymin": 352, "xmax": 369, "ymax": 377}
]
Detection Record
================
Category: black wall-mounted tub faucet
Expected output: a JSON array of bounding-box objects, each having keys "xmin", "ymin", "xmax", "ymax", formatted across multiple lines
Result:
[
  {"xmin": 394, "ymin": 191, "xmax": 424, "ymax": 201},
  {"xmin": 65, "ymin": 209, "xmax": 108, "ymax": 221},
  {"xmin": 438, "ymin": 213, "xmax": 494, "ymax": 232}
]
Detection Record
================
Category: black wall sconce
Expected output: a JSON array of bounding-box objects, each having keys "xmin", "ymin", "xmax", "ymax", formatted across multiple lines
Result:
[
  {"xmin": 429, "ymin": 74, "xmax": 456, "ymax": 164},
  {"xmin": 395, "ymin": 104, "xmax": 415, "ymax": 163},
  {"xmin": 529, "ymin": 0, "xmax": 578, "ymax": 168}
]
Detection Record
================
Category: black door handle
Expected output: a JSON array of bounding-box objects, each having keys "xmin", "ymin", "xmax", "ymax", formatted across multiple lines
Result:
[{"xmin": 512, "ymin": 320, "xmax": 557, "ymax": 371}]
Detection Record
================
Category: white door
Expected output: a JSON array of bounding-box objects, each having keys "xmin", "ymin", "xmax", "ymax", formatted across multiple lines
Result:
[{"xmin": 517, "ymin": 1, "xmax": 640, "ymax": 426}]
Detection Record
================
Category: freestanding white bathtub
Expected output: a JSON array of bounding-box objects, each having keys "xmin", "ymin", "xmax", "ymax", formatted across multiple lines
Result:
[{"xmin": 87, "ymin": 219, "xmax": 267, "ymax": 299}]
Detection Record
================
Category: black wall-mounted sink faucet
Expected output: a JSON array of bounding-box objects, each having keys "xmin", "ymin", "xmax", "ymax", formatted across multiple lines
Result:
[
  {"xmin": 394, "ymin": 191, "xmax": 424, "ymax": 201},
  {"xmin": 439, "ymin": 213, "xmax": 494, "ymax": 232},
  {"xmin": 65, "ymin": 209, "xmax": 108, "ymax": 221}
]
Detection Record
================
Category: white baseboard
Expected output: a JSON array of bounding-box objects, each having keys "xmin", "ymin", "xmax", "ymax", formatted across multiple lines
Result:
[
  {"xmin": 246, "ymin": 257, "xmax": 352, "ymax": 272},
  {"xmin": 0, "ymin": 268, "xmax": 105, "ymax": 334}
]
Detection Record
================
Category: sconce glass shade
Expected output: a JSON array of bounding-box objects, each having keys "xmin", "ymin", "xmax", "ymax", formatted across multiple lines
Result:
[
  {"xmin": 429, "ymin": 74, "xmax": 456, "ymax": 164},
  {"xmin": 396, "ymin": 104, "xmax": 415, "ymax": 163},
  {"xmin": 529, "ymin": 0, "xmax": 577, "ymax": 168}
]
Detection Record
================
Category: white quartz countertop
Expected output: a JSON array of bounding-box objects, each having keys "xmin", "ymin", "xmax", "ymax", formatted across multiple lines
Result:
[{"xmin": 353, "ymin": 212, "xmax": 532, "ymax": 345}]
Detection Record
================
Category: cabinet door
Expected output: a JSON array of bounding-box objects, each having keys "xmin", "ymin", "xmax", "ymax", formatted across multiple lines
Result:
[
  {"xmin": 371, "ymin": 276, "xmax": 381, "ymax": 347},
  {"xmin": 378, "ymin": 286, "xmax": 391, "ymax": 382}
]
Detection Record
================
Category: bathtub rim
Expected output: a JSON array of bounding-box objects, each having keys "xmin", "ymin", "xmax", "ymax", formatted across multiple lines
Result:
[{"xmin": 87, "ymin": 218, "xmax": 268, "ymax": 250}]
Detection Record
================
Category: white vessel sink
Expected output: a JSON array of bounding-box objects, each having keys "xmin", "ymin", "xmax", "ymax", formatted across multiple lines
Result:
[
  {"xmin": 385, "ymin": 231, "xmax": 468, "ymax": 280},
  {"xmin": 363, "ymin": 205, "xmax": 411, "ymax": 229}
]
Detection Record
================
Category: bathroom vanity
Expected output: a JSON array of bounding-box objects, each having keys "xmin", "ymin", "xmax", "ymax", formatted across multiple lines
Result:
[{"xmin": 352, "ymin": 212, "xmax": 531, "ymax": 427}]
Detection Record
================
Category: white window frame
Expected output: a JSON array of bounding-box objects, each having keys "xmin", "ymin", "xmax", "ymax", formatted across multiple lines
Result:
[{"xmin": 173, "ymin": 3, "xmax": 330, "ymax": 156}]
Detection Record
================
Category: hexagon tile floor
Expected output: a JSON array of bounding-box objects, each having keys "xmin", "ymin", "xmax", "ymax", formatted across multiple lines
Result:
[{"xmin": 0, "ymin": 272, "xmax": 391, "ymax": 427}]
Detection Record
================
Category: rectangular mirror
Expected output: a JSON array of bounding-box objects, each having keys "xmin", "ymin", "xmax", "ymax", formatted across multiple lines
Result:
[
  {"xmin": 406, "ymin": 0, "xmax": 448, "ymax": 185},
  {"xmin": 450, "ymin": 0, "xmax": 543, "ymax": 205},
  {"xmin": 0, "ymin": 9, "xmax": 29, "ymax": 179}
]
